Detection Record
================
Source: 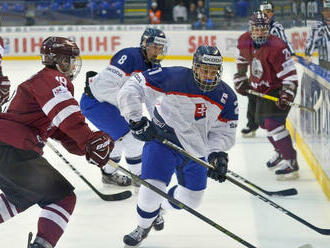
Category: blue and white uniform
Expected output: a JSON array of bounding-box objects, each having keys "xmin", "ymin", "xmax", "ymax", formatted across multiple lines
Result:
[
  {"xmin": 118, "ymin": 66, "xmax": 238, "ymax": 228},
  {"xmin": 269, "ymin": 20, "xmax": 295, "ymax": 55},
  {"xmin": 305, "ymin": 21, "xmax": 330, "ymax": 70},
  {"xmin": 80, "ymin": 47, "xmax": 159, "ymax": 175}
]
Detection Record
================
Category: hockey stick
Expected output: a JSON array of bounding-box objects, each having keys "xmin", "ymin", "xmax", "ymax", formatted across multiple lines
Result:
[
  {"xmin": 47, "ymin": 142, "xmax": 132, "ymax": 201},
  {"xmin": 227, "ymin": 170, "xmax": 297, "ymax": 197},
  {"xmin": 108, "ymin": 160, "xmax": 257, "ymax": 248},
  {"xmin": 247, "ymin": 89, "xmax": 316, "ymax": 112},
  {"xmin": 159, "ymin": 138, "xmax": 330, "ymax": 235}
]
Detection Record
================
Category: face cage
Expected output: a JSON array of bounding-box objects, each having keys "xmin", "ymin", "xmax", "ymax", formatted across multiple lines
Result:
[
  {"xmin": 193, "ymin": 63, "xmax": 223, "ymax": 92},
  {"xmin": 250, "ymin": 26, "xmax": 270, "ymax": 46},
  {"xmin": 55, "ymin": 55, "xmax": 82, "ymax": 80}
]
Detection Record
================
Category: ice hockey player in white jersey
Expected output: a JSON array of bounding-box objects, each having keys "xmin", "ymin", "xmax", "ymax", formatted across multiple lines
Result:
[
  {"xmin": 80, "ymin": 28, "xmax": 167, "ymax": 187},
  {"xmin": 118, "ymin": 45, "xmax": 238, "ymax": 247}
]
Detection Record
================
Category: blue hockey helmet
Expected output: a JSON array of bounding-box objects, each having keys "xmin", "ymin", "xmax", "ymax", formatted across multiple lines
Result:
[
  {"xmin": 249, "ymin": 11, "xmax": 270, "ymax": 46},
  {"xmin": 140, "ymin": 27, "xmax": 168, "ymax": 64},
  {"xmin": 192, "ymin": 45, "xmax": 223, "ymax": 92}
]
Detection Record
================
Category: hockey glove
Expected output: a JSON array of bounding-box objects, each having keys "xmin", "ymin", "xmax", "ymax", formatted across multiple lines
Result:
[
  {"xmin": 0, "ymin": 76, "xmax": 10, "ymax": 106},
  {"xmin": 207, "ymin": 152, "xmax": 228, "ymax": 183},
  {"xmin": 85, "ymin": 71, "xmax": 97, "ymax": 84},
  {"xmin": 233, "ymin": 73, "xmax": 249, "ymax": 96},
  {"xmin": 85, "ymin": 131, "xmax": 114, "ymax": 167},
  {"xmin": 129, "ymin": 117, "xmax": 157, "ymax": 142},
  {"xmin": 276, "ymin": 85, "xmax": 296, "ymax": 110}
]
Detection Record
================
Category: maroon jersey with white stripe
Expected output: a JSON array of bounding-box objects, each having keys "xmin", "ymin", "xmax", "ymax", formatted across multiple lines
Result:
[
  {"xmin": 236, "ymin": 32, "xmax": 298, "ymax": 94},
  {"xmin": 0, "ymin": 67, "xmax": 93, "ymax": 154}
]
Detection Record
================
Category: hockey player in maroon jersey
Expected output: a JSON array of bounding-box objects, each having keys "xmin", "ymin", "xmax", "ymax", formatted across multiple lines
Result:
[
  {"xmin": 234, "ymin": 11, "xmax": 299, "ymax": 180},
  {"xmin": 0, "ymin": 37, "xmax": 114, "ymax": 248},
  {"xmin": 0, "ymin": 20, "xmax": 10, "ymax": 111}
]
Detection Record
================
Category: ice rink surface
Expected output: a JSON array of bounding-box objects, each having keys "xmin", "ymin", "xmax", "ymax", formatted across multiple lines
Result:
[{"xmin": 0, "ymin": 59, "xmax": 329, "ymax": 248}]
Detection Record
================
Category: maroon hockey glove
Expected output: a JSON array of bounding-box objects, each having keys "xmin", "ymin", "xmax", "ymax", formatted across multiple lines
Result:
[
  {"xmin": 233, "ymin": 73, "xmax": 249, "ymax": 96},
  {"xmin": 276, "ymin": 87, "xmax": 295, "ymax": 110},
  {"xmin": 0, "ymin": 76, "xmax": 10, "ymax": 106},
  {"xmin": 207, "ymin": 152, "xmax": 228, "ymax": 183},
  {"xmin": 85, "ymin": 131, "xmax": 114, "ymax": 167}
]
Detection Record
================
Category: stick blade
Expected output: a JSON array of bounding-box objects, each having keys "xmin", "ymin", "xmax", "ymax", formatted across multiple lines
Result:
[
  {"xmin": 271, "ymin": 188, "xmax": 298, "ymax": 197},
  {"xmin": 98, "ymin": 190, "xmax": 132, "ymax": 201},
  {"xmin": 297, "ymin": 244, "xmax": 313, "ymax": 248}
]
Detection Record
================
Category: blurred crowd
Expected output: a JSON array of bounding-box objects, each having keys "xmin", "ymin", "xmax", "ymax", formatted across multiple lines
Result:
[{"xmin": 0, "ymin": 0, "xmax": 324, "ymax": 28}]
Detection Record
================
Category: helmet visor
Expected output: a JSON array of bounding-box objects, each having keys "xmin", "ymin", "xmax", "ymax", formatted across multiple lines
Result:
[{"xmin": 145, "ymin": 36, "xmax": 168, "ymax": 63}]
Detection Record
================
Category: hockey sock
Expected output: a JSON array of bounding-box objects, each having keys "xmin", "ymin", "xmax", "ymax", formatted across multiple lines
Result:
[
  {"xmin": 161, "ymin": 185, "xmax": 204, "ymax": 210},
  {"xmin": 37, "ymin": 192, "xmax": 76, "ymax": 247},
  {"xmin": 126, "ymin": 156, "xmax": 142, "ymax": 176},
  {"xmin": 137, "ymin": 179, "xmax": 166, "ymax": 228},
  {"xmin": 265, "ymin": 119, "xmax": 296, "ymax": 160},
  {"xmin": 0, "ymin": 193, "xmax": 22, "ymax": 223},
  {"xmin": 102, "ymin": 162, "xmax": 118, "ymax": 174}
]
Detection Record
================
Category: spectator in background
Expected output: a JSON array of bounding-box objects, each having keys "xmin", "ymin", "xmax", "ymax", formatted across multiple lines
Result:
[
  {"xmin": 291, "ymin": 0, "xmax": 298, "ymax": 17},
  {"xmin": 196, "ymin": 0, "xmax": 206, "ymax": 20},
  {"xmin": 236, "ymin": 0, "xmax": 248, "ymax": 17},
  {"xmin": 224, "ymin": 5, "xmax": 234, "ymax": 27},
  {"xmin": 149, "ymin": 1, "xmax": 162, "ymax": 24},
  {"xmin": 157, "ymin": 0, "xmax": 174, "ymax": 22},
  {"xmin": 300, "ymin": 0, "xmax": 306, "ymax": 19},
  {"xmin": 189, "ymin": 2, "xmax": 198, "ymax": 23},
  {"xmin": 173, "ymin": 0, "xmax": 188, "ymax": 23},
  {"xmin": 25, "ymin": 4, "xmax": 35, "ymax": 26},
  {"xmin": 193, "ymin": 14, "xmax": 213, "ymax": 30},
  {"xmin": 305, "ymin": 1, "xmax": 330, "ymax": 71}
]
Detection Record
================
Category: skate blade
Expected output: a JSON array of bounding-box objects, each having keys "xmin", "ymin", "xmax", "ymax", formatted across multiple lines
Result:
[
  {"xmin": 241, "ymin": 131, "xmax": 256, "ymax": 138},
  {"xmin": 276, "ymin": 171, "xmax": 299, "ymax": 181},
  {"xmin": 297, "ymin": 244, "xmax": 313, "ymax": 248},
  {"xmin": 267, "ymin": 160, "xmax": 284, "ymax": 171},
  {"xmin": 124, "ymin": 244, "xmax": 141, "ymax": 248}
]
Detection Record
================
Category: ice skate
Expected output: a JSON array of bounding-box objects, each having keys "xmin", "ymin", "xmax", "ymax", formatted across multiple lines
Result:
[
  {"xmin": 27, "ymin": 232, "xmax": 53, "ymax": 248},
  {"xmin": 153, "ymin": 210, "xmax": 165, "ymax": 231},
  {"xmin": 102, "ymin": 170, "xmax": 132, "ymax": 186},
  {"xmin": 123, "ymin": 225, "xmax": 152, "ymax": 248},
  {"xmin": 275, "ymin": 159, "xmax": 299, "ymax": 180},
  {"xmin": 266, "ymin": 150, "xmax": 283, "ymax": 169},
  {"xmin": 241, "ymin": 127, "xmax": 257, "ymax": 138}
]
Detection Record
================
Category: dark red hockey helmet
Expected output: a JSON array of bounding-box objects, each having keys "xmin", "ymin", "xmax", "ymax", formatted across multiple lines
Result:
[
  {"xmin": 40, "ymin": 36, "xmax": 81, "ymax": 80},
  {"xmin": 249, "ymin": 11, "xmax": 270, "ymax": 46}
]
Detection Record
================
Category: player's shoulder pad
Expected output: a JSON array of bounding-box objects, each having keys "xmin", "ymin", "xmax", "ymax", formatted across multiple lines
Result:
[
  {"xmin": 112, "ymin": 47, "xmax": 138, "ymax": 60},
  {"xmin": 238, "ymin": 32, "xmax": 252, "ymax": 47},
  {"xmin": 28, "ymin": 68, "xmax": 71, "ymax": 95},
  {"xmin": 142, "ymin": 66, "xmax": 191, "ymax": 91},
  {"xmin": 218, "ymin": 80, "xmax": 237, "ymax": 101},
  {"xmin": 268, "ymin": 35, "xmax": 287, "ymax": 49}
]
